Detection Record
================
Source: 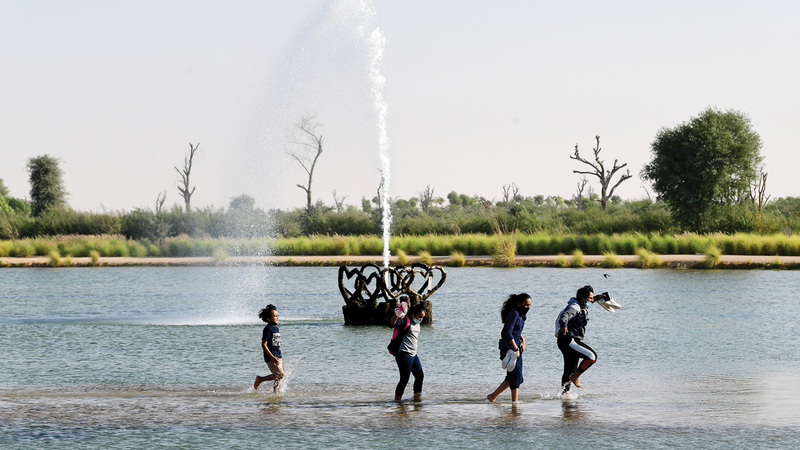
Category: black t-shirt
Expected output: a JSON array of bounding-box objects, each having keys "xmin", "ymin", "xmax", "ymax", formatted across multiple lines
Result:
[{"xmin": 262, "ymin": 323, "xmax": 282, "ymax": 360}]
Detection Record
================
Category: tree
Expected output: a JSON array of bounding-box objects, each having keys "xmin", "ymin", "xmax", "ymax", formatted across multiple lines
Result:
[
  {"xmin": 642, "ymin": 107, "xmax": 763, "ymax": 232},
  {"xmin": 26, "ymin": 155, "xmax": 67, "ymax": 216},
  {"xmin": 0, "ymin": 178, "xmax": 9, "ymax": 198},
  {"xmin": 570, "ymin": 135, "xmax": 632, "ymax": 210},
  {"xmin": 175, "ymin": 143, "xmax": 199, "ymax": 213},
  {"xmin": 332, "ymin": 190, "xmax": 347, "ymax": 213},
  {"xmin": 419, "ymin": 185, "xmax": 436, "ymax": 215},
  {"xmin": 288, "ymin": 115, "xmax": 324, "ymax": 210},
  {"xmin": 155, "ymin": 191, "xmax": 167, "ymax": 213}
]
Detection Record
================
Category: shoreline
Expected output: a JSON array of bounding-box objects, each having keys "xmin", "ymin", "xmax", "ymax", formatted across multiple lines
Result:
[{"xmin": 2, "ymin": 254, "xmax": 799, "ymax": 269}]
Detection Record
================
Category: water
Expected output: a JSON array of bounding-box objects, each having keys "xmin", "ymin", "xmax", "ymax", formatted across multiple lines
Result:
[
  {"xmin": 2, "ymin": 266, "xmax": 800, "ymax": 448},
  {"xmin": 369, "ymin": 25, "xmax": 392, "ymax": 268}
]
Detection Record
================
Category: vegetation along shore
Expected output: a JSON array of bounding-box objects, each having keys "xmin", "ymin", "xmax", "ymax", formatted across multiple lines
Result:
[{"xmin": 3, "ymin": 233, "xmax": 800, "ymax": 269}]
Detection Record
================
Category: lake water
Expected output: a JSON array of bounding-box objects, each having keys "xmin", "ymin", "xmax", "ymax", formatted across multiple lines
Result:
[{"xmin": 1, "ymin": 266, "xmax": 799, "ymax": 449}]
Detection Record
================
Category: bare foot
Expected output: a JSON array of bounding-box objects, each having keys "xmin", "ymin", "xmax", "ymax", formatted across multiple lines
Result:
[
  {"xmin": 254, "ymin": 376, "xmax": 264, "ymax": 390},
  {"xmin": 413, "ymin": 394, "xmax": 422, "ymax": 403},
  {"xmin": 569, "ymin": 373, "xmax": 583, "ymax": 388}
]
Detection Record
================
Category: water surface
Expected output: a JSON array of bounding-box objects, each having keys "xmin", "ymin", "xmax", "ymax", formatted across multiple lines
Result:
[{"xmin": 1, "ymin": 267, "xmax": 799, "ymax": 448}]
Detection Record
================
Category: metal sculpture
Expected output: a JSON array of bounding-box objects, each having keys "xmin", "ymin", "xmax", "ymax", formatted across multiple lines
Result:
[{"xmin": 338, "ymin": 262, "xmax": 447, "ymax": 325}]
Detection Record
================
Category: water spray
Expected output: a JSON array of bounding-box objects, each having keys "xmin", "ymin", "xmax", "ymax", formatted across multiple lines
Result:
[{"xmin": 369, "ymin": 27, "xmax": 392, "ymax": 268}]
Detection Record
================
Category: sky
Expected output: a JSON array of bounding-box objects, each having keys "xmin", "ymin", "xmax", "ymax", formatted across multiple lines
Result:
[{"xmin": 1, "ymin": 0, "xmax": 798, "ymax": 212}]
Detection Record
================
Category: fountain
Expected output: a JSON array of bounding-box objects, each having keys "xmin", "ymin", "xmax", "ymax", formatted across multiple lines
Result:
[{"xmin": 338, "ymin": 262, "xmax": 446, "ymax": 325}]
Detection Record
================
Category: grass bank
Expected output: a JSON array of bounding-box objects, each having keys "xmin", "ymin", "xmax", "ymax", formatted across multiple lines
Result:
[{"xmin": 4, "ymin": 232, "xmax": 800, "ymax": 260}]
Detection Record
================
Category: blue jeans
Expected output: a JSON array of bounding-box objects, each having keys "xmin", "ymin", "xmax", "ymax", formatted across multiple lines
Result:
[{"xmin": 394, "ymin": 352, "xmax": 424, "ymax": 397}]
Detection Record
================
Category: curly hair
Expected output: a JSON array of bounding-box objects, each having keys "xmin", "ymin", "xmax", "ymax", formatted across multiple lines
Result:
[{"xmin": 258, "ymin": 304, "xmax": 278, "ymax": 323}]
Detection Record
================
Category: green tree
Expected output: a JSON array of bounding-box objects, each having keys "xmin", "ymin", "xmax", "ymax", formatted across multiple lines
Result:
[
  {"xmin": 26, "ymin": 155, "xmax": 67, "ymax": 217},
  {"xmin": 0, "ymin": 178, "xmax": 9, "ymax": 197},
  {"xmin": 642, "ymin": 107, "xmax": 763, "ymax": 232}
]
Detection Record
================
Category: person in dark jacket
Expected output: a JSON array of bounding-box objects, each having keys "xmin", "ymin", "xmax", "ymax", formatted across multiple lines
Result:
[
  {"xmin": 487, "ymin": 293, "xmax": 532, "ymax": 403},
  {"xmin": 555, "ymin": 285, "xmax": 597, "ymax": 393}
]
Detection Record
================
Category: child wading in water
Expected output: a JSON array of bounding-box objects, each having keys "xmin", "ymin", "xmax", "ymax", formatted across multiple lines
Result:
[{"xmin": 254, "ymin": 304, "xmax": 284, "ymax": 393}]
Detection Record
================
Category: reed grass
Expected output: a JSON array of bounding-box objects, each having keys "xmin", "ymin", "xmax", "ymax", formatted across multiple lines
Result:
[
  {"xmin": 417, "ymin": 250, "xmax": 433, "ymax": 266},
  {"xmin": 636, "ymin": 248, "xmax": 664, "ymax": 268},
  {"xmin": 395, "ymin": 248, "xmax": 409, "ymax": 266},
  {"xmin": 601, "ymin": 252, "xmax": 624, "ymax": 268},
  {"xmin": 449, "ymin": 251, "xmax": 465, "ymax": 267},
  {"xmin": 3, "ymin": 232, "xmax": 800, "ymax": 261},
  {"xmin": 570, "ymin": 249, "xmax": 585, "ymax": 268},
  {"xmin": 704, "ymin": 245, "xmax": 722, "ymax": 268},
  {"xmin": 48, "ymin": 250, "xmax": 60, "ymax": 267},
  {"xmin": 89, "ymin": 250, "xmax": 100, "ymax": 266},
  {"xmin": 212, "ymin": 248, "xmax": 228, "ymax": 265},
  {"xmin": 64, "ymin": 255, "xmax": 73, "ymax": 266},
  {"xmin": 556, "ymin": 253, "xmax": 569, "ymax": 268}
]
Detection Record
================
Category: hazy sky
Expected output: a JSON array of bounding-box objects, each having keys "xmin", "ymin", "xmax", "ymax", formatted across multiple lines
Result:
[{"xmin": 2, "ymin": 0, "xmax": 798, "ymax": 212}]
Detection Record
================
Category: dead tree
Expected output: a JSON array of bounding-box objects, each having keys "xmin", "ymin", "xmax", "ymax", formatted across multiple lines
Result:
[
  {"xmin": 502, "ymin": 183, "xmax": 519, "ymax": 208},
  {"xmin": 748, "ymin": 169, "xmax": 770, "ymax": 218},
  {"xmin": 572, "ymin": 177, "xmax": 589, "ymax": 210},
  {"xmin": 288, "ymin": 115, "xmax": 324, "ymax": 211},
  {"xmin": 175, "ymin": 143, "xmax": 199, "ymax": 213},
  {"xmin": 332, "ymin": 190, "xmax": 347, "ymax": 213},
  {"xmin": 155, "ymin": 191, "xmax": 167, "ymax": 213},
  {"xmin": 570, "ymin": 135, "xmax": 632, "ymax": 210}
]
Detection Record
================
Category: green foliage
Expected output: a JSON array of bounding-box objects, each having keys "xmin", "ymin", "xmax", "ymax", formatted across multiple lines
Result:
[
  {"xmin": 89, "ymin": 250, "xmax": 100, "ymax": 266},
  {"xmin": 570, "ymin": 249, "xmax": 585, "ymax": 267},
  {"xmin": 601, "ymin": 252, "xmax": 624, "ymax": 268},
  {"xmin": 449, "ymin": 251, "xmax": 465, "ymax": 267},
  {"xmin": 704, "ymin": 245, "xmax": 722, "ymax": 268},
  {"xmin": 26, "ymin": 155, "xmax": 68, "ymax": 216},
  {"xmin": 395, "ymin": 248, "xmax": 409, "ymax": 266},
  {"xmin": 642, "ymin": 108, "xmax": 763, "ymax": 232},
  {"xmin": 636, "ymin": 248, "xmax": 664, "ymax": 268},
  {"xmin": 48, "ymin": 250, "xmax": 61, "ymax": 267},
  {"xmin": 417, "ymin": 250, "xmax": 433, "ymax": 266}
]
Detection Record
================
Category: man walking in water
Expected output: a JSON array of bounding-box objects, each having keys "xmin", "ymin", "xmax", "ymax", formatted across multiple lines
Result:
[{"xmin": 254, "ymin": 304, "xmax": 284, "ymax": 393}]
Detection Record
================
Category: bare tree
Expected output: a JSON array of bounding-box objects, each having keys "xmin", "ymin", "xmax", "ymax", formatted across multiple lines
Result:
[
  {"xmin": 155, "ymin": 191, "xmax": 167, "ymax": 213},
  {"xmin": 748, "ymin": 168, "xmax": 770, "ymax": 218},
  {"xmin": 175, "ymin": 143, "xmax": 199, "ymax": 213},
  {"xmin": 288, "ymin": 115, "xmax": 324, "ymax": 210},
  {"xmin": 570, "ymin": 135, "xmax": 632, "ymax": 210},
  {"xmin": 572, "ymin": 177, "xmax": 589, "ymax": 210},
  {"xmin": 501, "ymin": 183, "xmax": 519, "ymax": 208},
  {"xmin": 332, "ymin": 190, "xmax": 347, "ymax": 213}
]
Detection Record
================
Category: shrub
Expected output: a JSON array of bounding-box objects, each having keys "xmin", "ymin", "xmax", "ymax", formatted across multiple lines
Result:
[
  {"xmin": 212, "ymin": 248, "xmax": 228, "ymax": 265},
  {"xmin": 601, "ymin": 252, "xmax": 624, "ymax": 268},
  {"xmin": 395, "ymin": 248, "xmax": 409, "ymax": 266},
  {"xmin": 703, "ymin": 245, "xmax": 722, "ymax": 268},
  {"xmin": 48, "ymin": 250, "xmax": 61, "ymax": 267},
  {"xmin": 570, "ymin": 249, "xmax": 585, "ymax": 268},
  {"xmin": 449, "ymin": 251, "xmax": 465, "ymax": 267},
  {"xmin": 556, "ymin": 253, "xmax": 569, "ymax": 268},
  {"xmin": 417, "ymin": 250, "xmax": 433, "ymax": 266},
  {"xmin": 90, "ymin": 250, "xmax": 100, "ymax": 266}
]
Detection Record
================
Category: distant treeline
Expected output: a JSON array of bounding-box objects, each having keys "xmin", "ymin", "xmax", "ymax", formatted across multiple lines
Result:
[{"xmin": 3, "ymin": 191, "xmax": 800, "ymax": 241}]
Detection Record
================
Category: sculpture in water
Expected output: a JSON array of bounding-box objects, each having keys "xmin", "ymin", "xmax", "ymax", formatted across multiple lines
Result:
[{"xmin": 338, "ymin": 263, "xmax": 446, "ymax": 325}]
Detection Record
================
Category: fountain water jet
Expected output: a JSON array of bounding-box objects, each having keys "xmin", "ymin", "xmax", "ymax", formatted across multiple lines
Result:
[{"xmin": 368, "ymin": 27, "xmax": 392, "ymax": 268}]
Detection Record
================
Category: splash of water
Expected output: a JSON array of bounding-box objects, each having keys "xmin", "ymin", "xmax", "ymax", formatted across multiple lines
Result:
[{"xmin": 369, "ymin": 27, "xmax": 392, "ymax": 268}]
